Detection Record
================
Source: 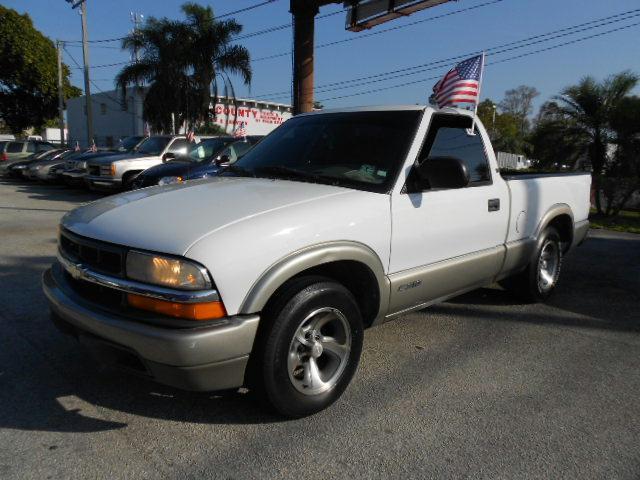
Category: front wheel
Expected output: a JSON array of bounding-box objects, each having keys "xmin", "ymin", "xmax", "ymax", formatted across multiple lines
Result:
[
  {"xmin": 251, "ymin": 278, "xmax": 363, "ymax": 418},
  {"xmin": 501, "ymin": 226, "xmax": 563, "ymax": 303}
]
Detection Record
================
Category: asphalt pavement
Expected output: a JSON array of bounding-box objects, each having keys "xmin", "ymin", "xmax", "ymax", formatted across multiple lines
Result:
[{"xmin": 0, "ymin": 179, "xmax": 639, "ymax": 479}]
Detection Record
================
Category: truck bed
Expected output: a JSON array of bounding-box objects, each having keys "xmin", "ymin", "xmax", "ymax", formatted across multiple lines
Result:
[{"xmin": 502, "ymin": 172, "xmax": 591, "ymax": 244}]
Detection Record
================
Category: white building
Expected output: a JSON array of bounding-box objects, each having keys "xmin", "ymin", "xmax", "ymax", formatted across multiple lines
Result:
[{"xmin": 67, "ymin": 88, "xmax": 292, "ymax": 148}]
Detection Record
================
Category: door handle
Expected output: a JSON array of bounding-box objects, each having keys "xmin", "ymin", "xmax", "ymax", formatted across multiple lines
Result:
[{"xmin": 488, "ymin": 198, "xmax": 500, "ymax": 212}]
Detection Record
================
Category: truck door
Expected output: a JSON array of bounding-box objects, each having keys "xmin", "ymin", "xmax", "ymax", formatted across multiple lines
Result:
[{"xmin": 388, "ymin": 113, "xmax": 509, "ymax": 314}]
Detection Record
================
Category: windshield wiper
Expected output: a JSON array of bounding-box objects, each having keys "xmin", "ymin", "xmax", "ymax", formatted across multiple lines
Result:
[
  {"xmin": 221, "ymin": 165, "xmax": 256, "ymax": 177},
  {"xmin": 254, "ymin": 165, "xmax": 343, "ymax": 186}
]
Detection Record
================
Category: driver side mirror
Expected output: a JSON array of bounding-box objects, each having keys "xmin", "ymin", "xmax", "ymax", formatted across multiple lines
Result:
[
  {"xmin": 214, "ymin": 154, "xmax": 230, "ymax": 166},
  {"xmin": 417, "ymin": 156, "xmax": 469, "ymax": 189},
  {"xmin": 163, "ymin": 152, "xmax": 176, "ymax": 162}
]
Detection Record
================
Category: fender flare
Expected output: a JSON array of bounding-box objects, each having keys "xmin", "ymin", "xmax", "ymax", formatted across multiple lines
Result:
[
  {"xmin": 238, "ymin": 241, "xmax": 390, "ymax": 324},
  {"xmin": 534, "ymin": 203, "xmax": 574, "ymax": 246}
]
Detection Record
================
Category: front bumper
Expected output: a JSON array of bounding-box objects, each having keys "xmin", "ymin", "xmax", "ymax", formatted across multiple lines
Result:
[
  {"xmin": 61, "ymin": 169, "xmax": 87, "ymax": 185},
  {"xmin": 85, "ymin": 175, "xmax": 121, "ymax": 190},
  {"xmin": 43, "ymin": 265, "xmax": 260, "ymax": 391}
]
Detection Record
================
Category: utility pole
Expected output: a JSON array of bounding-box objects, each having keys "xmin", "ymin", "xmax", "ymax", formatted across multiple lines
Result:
[
  {"xmin": 289, "ymin": 1, "xmax": 340, "ymax": 115},
  {"xmin": 290, "ymin": 1, "xmax": 317, "ymax": 115},
  {"xmin": 56, "ymin": 41, "xmax": 66, "ymax": 146},
  {"xmin": 77, "ymin": 1, "xmax": 94, "ymax": 146},
  {"xmin": 130, "ymin": 12, "xmax": 143, "ymax": 135}
]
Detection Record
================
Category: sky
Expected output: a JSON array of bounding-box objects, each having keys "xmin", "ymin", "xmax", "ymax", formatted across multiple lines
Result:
[{"xmin": 6, "ymin": 0, "xmax": 640, "ymax": 113}]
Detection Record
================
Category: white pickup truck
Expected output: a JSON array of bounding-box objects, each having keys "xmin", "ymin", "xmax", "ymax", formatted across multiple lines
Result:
[
  {"xmin": 84, "ymin": 135, "xmax": 191, "ymax": 190},
  {"xmin": 43, "ymin": 106, "xmax": 590, "ymax": 417}
]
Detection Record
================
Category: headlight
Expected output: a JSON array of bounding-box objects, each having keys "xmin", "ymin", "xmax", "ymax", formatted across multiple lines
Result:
[
  {"xmin": 126, "ymin": 251, "xmax": 211, "ymax": 290},
  {"xmin": 158, "ymin": 176, "xmax": 183, "ymax": 185}
]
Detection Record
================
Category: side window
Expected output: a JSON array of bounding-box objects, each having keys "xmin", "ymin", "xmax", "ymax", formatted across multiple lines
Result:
[
  {"xmin": 26, "ymin": 143, "xmax": 36, "ymax": 153},
  {"xmin": 427, "ymin": 127, "xmax": 490, "ymax": 184},
  {"xmin": 36, "ymin": 143, "xmax": 53, "ymax": 152},
  {"xmin": 408, "ymin": 115, "xmax": 491, "ymax": 192},
  {"xmin": 225, "ymin": 146, "xmax": 238, "ymax": 163},
  {"xmin": 168, "ymin": 139, "xmax": 189, "ymax": 154},
  {"xmin": 233, "ymin": 142, "xmax": 252, "ymax": 160}
]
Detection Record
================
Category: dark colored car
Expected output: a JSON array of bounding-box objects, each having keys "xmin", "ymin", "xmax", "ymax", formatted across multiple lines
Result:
[
  {"xmin": 132, "ymin": 136, "xmax": 262, "ymax": 188},
  {"xmin": 0, "ymin": 140, "xmax": 56, "ymax": 175},
  {"xmin": 7, "ymin": 149, "xmax": 67, "ymax": 178}
]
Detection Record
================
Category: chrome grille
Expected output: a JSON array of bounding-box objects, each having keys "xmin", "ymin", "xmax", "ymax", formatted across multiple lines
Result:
[{"xmin": 59, "ymin": 229, "xmax": 125, "ymax": 277}]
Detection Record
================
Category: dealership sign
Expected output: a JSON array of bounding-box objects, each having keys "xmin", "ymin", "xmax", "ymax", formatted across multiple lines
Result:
[{"xmin": 211, "ymin": 103, "xmax": 292, "ymax": 135}]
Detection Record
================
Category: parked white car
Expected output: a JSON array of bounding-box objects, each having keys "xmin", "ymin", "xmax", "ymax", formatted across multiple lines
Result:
[{"xmin": 44, "ymin": 106, "xmax": 591, "ymax": 417}]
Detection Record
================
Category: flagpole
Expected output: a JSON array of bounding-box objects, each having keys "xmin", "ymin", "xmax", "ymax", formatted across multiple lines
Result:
[{"xmin": 471, "ymin": 51, "xmax": 486, "ymax": 135}]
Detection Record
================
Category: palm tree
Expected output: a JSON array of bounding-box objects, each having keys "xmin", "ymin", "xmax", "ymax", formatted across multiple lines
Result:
[
  {"xmin": 180, "ymin": 3, "xmax": 251, "ymax": 129},
  {"xmin": 552, "ymin": 71, "xmax": 638, "ymax": 213},
  {"xmin": 116, "ymin": 2, "xmax": 251, "ymax": 133}
]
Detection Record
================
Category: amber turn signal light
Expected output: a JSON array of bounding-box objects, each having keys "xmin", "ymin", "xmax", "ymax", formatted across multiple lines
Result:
[{"xmin": 127, "ymin": 294, "xmax": 227, "ymax": 320}]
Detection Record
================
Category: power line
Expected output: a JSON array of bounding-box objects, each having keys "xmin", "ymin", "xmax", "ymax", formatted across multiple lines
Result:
[
  {"xmin": 235, "ymin": 7, "xmax": 345, "ymax": 41},
  {"xmin": 62, "ymin": 36, "xmax": 125, "ymax": 44},
  {"xmin": 253, "ymin": 8, "xmax": 640, "ymax": 100},
  {"xmin": 316, "ymin": 20, "xmax": 640, "ymax": 103},
  {"xmin": 60, "ymin": 1, "xmax": 283, "ymax": 44},
  {"xmin": 63, "ymin": 46, "xmax": 144, "ymax": 121},
  {"xmin": 70, "ymin": 60, "xmax": 131, "ymax": 70},
  {"xmin": 251, "ymin": 0, "xmax": 506, "ymax": 62},
  {"xmin": 216, "ymin": 0, "xmax": 280, "ymax": 19}
]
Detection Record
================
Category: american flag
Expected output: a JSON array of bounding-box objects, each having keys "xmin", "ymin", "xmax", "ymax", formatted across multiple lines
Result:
[
  {"xmin": 234, "ymin": 122, "xmax": 247, "ymax": 138},
  {"xmin": 432, "ymin": 54, "xmax": 484, "ymax": 108},
  {"xmin": 186, "ymin": 130, "xmax": 195, "ymax": 143},
  {"xmin": 90, "ymin": 140, "xmax": 97, "ymax": 153}
]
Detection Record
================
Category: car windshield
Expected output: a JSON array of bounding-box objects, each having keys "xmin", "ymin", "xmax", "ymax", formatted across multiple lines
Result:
[
  {"xmin": 136, "ymin": 136, "xmax": 170, "ymax": 155},
  {"xmin": 118, "ymin": 136, "xmax": 144, "ymax": 152},
  {"xmin": 187, "ymin": 138, "xmax": 230, "ymax": 162},
  {"xmin": 232, "ymin": 111, "xmax": 421, "ymax": 193}
]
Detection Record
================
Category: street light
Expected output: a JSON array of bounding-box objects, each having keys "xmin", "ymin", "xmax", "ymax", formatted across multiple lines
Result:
[{"xmin": 492, "ymin": 104, "xmax": 497, "ymax": 138}]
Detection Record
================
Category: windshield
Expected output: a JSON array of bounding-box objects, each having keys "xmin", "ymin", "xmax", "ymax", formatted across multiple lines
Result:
[
  {"xmin": 136, "ymin": 136, "xmax": 170, "ymax": 155},
  {"xmin": 187, "ymin": 138, "xmax": 230, "ymax": 162},
  {"xmin": 118, "ymin": 136, "xmax": 144, "ymax": 152},
  {"xmin": 232, "ymin": 111, "xmax": 421, "ymax": 193}
]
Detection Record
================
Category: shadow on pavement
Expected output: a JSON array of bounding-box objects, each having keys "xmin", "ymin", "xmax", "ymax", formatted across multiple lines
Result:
[{"xmin": 0, "ymin": 191, "xmax": 638, "ymax": 434}]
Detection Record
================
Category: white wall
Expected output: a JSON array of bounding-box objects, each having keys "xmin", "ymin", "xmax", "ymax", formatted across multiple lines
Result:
[{"xmin": 67, "ymin": 90, "xmax": 292, "ymax": 147}]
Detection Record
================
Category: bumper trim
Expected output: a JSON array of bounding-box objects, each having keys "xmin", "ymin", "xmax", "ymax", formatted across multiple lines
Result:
[
  {"xmin": 43, "ymin": 267, "xmax": 259, "ymax": 368},
  {"xmin": 57, "ymin": 251, "xmax": 220, "ymax": 304},
  {"xmin": 573, "ymin": 220, "xmax": 590, "ymax": 249}
]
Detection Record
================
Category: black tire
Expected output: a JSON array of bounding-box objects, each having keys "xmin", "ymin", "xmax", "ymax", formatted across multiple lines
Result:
[
  {"xmin": 122, "ymin": 171, "xmax": 140, "ymax": 190},
  {"xmin": 501, "ymin": 226, "xmax": 563, "ymax": 303},
  {"xmin": 249, "ymin": 277, "xmax": 364, "ymax": 418}
]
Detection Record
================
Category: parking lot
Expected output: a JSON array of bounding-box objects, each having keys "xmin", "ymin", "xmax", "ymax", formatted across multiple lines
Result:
[{"xmin": 1, "ymin": 178, "xmax": 639, "ymax": 479}]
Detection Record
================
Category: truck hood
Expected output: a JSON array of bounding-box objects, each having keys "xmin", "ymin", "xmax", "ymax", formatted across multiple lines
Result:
[
  {"xmin": 87, "ymin": 152, "xmax": 153, "ymax": 165},
  {"xmin": 61, "ymin": 177, "xmax": 353, "ymax": 255}
]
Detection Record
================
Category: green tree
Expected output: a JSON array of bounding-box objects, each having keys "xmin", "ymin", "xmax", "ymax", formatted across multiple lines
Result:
[
  {"xmin": 551, "ymin": 72, "xmax": 638, "ymax": 213},
  {"xmin": 477, "ymin": 98, "xmax": 528, "ymax": 154},
  {"xmin": 116, "ymin": 2, "xmax": 251, "ymax": 132},
  {"xmin": 604, "ymin": 96, "xmax": 640, "ymax": 215},
  {"xmin": 0, "ymin": 6, "xmax": 80, "ymax": 134},
  {"xmin": 500, "ymin": 85, "xmax": 539, "ymax": 134}
]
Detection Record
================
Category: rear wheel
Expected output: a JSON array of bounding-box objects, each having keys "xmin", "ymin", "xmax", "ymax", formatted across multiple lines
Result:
[
  {"xmin": 250, "ymin": 278, "xmax": 363, "ymax": 418},
  {"xmin": 501, "ymin": 226, "xmax": 562, "ymax": 302}
]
